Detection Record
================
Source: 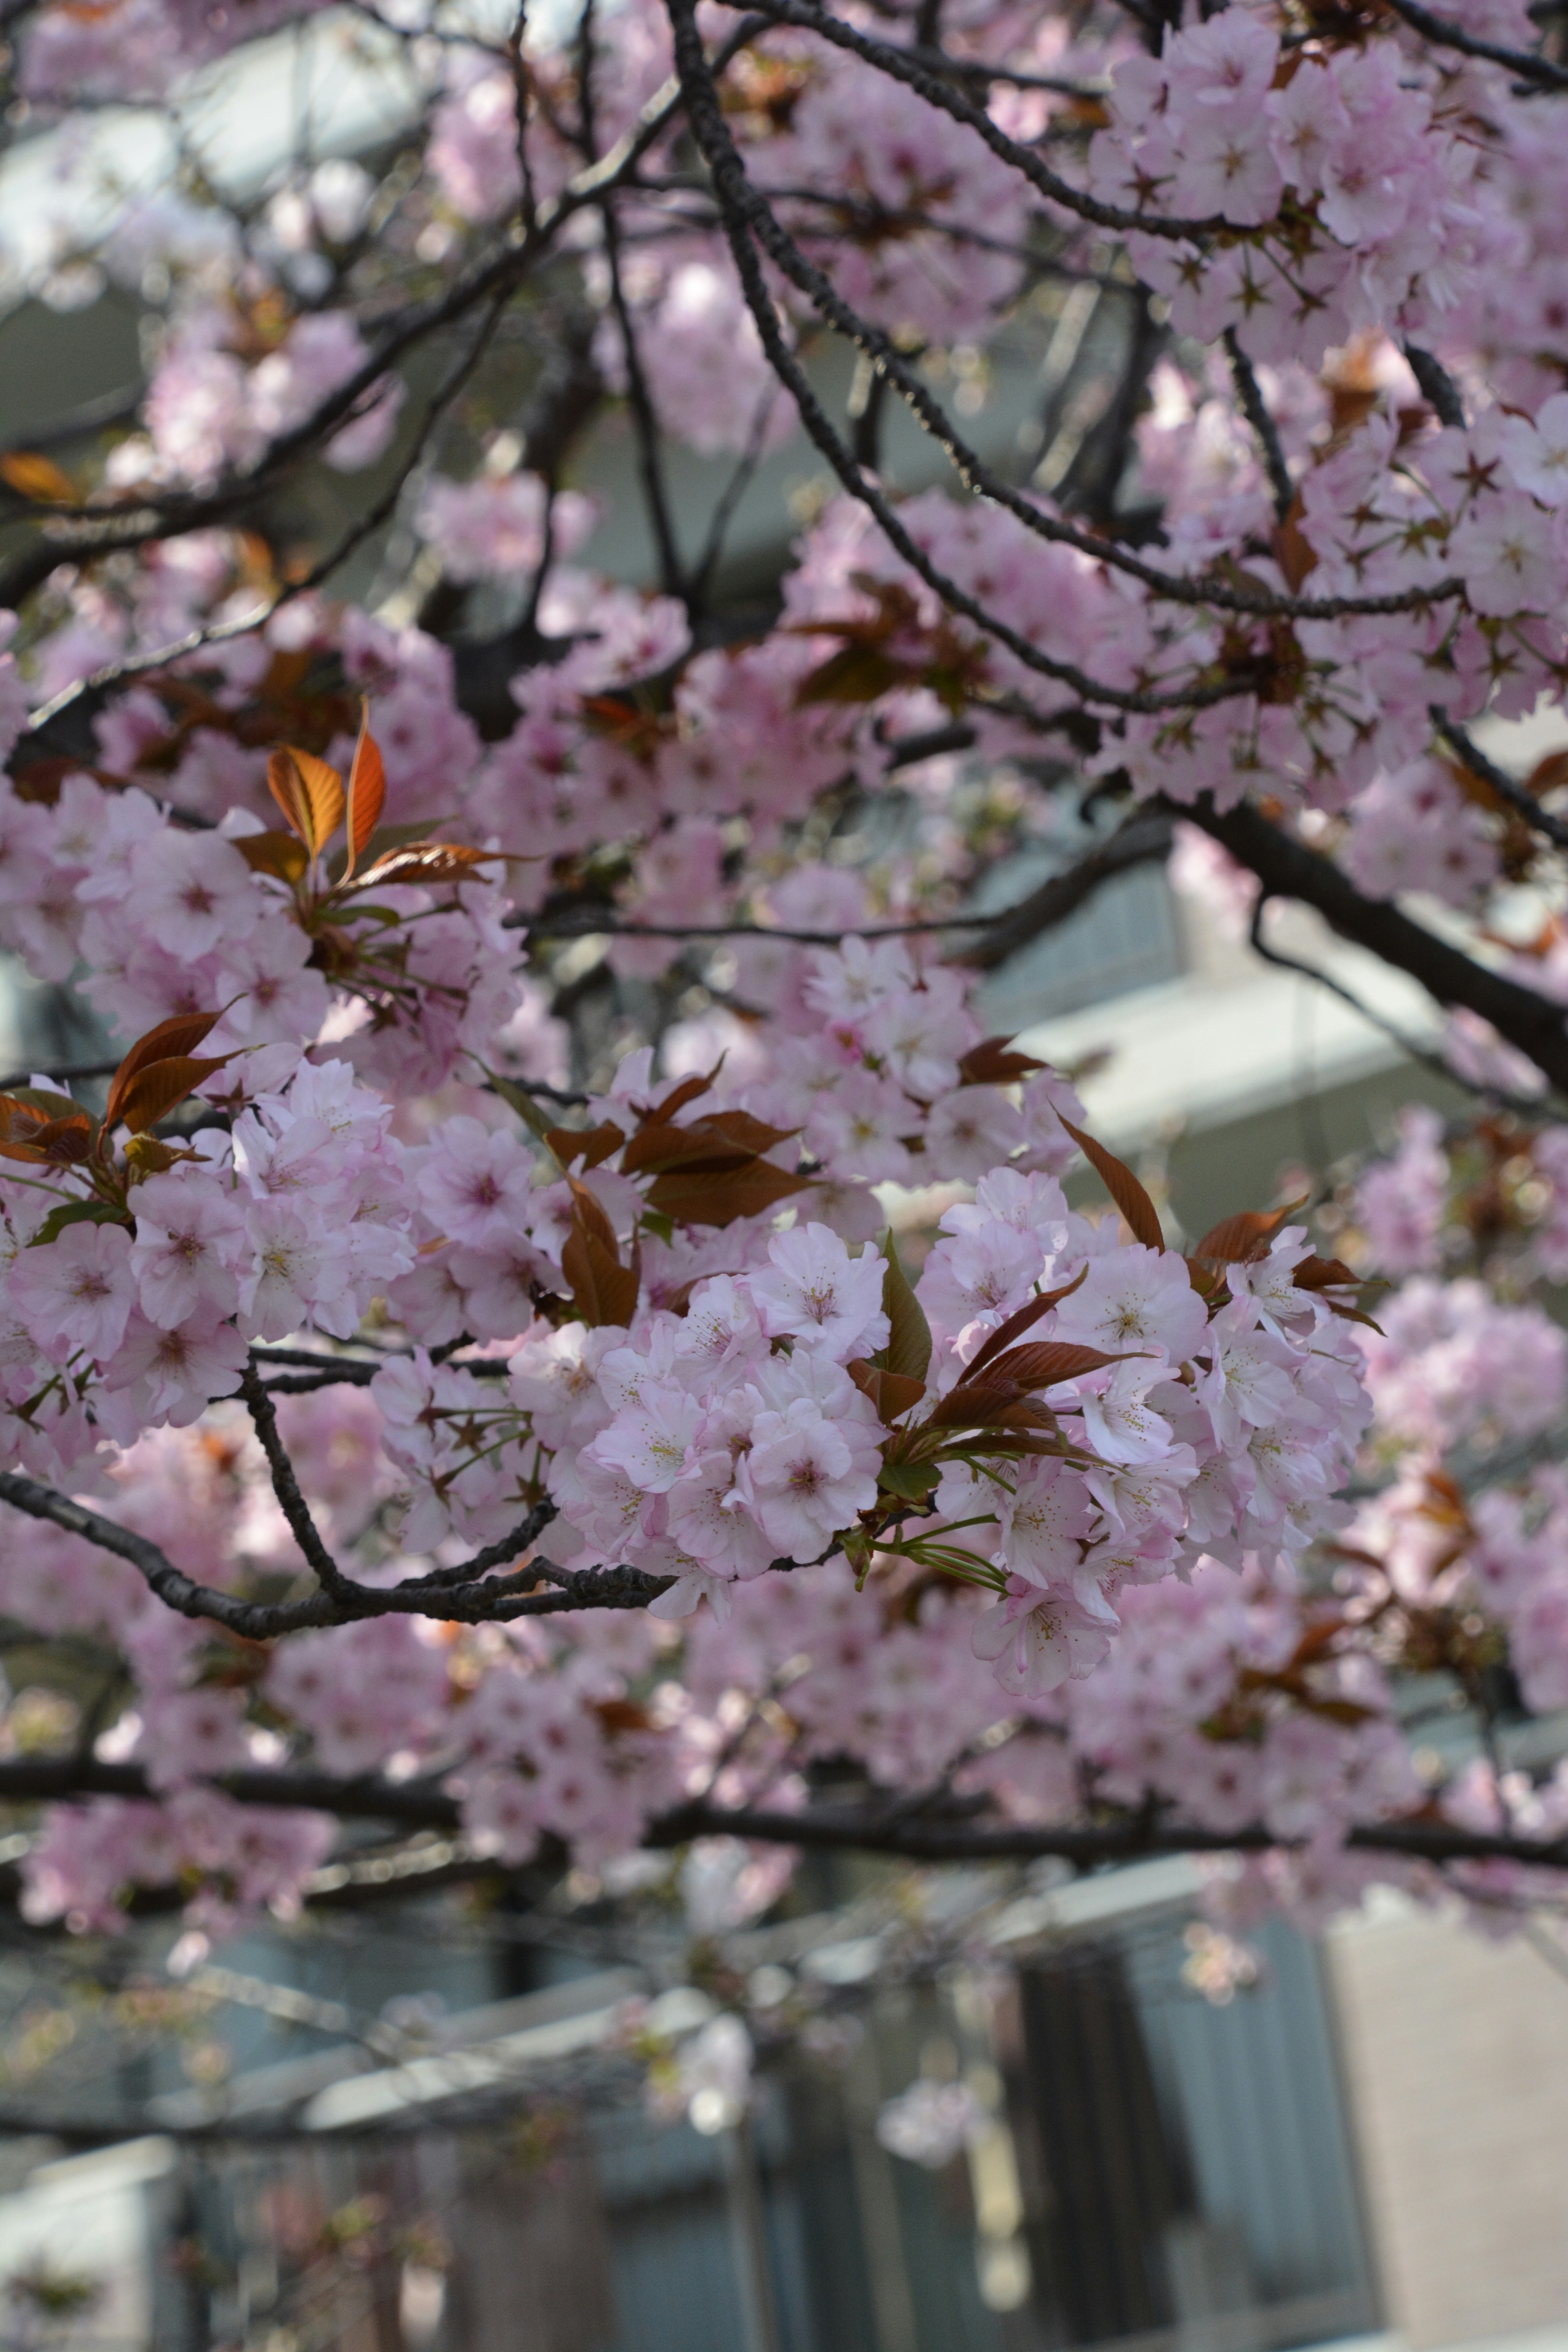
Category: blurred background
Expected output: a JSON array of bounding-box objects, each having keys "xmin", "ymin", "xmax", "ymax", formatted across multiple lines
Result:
[{"xmin": 1, "ymin": 10, "xmax": 1566, "ymax": 2350}]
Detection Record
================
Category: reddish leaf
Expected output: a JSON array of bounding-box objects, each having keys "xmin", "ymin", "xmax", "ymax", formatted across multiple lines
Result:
[
  {"xmin": 621, "ymin": 1123, "xmax": 749, "ymax": 1179},
  {"xmin": 641, "ymin": 1068, "xmax": 719, "ymax": 1124},
  {"xmin": 926, "ymin": 1383, "xmax": 1044, "ymax": 1431},
  {"xmin": 562, "ymin": 1228, "xmax": 640, "ymax": 1327},
  {"xmin": 698, "ymin": 1109, "xmax": 798, "ymax": 1157},
  {"xmin": 645, "ymin": 1160, "xmax": 811, "ymax": 1227},
  {"xmin": 545, "ymin": 1121, "xmax": 625, "ymax": 1172},
  {"xmin": 343, "ymin": 707, "xmax": 387, "ymax": 880},
  {"xmin": 560, "ymin": 1180, "xmax": 639, "ymax": 1327},
  {"xmin": 113, "ymin": 1055, "xmax": 232, "ymax": 1136},
  {"xmin": 958, "ymin": 1036, "xmax": 1048, "ymax": 1086},
  {"xmin": 1194, "ymin": 1199, "xmax": 1307, "ymax": 1264},
  {"xmin": 1292, "ymin": 1253, "xmax": 1359, "ymax": 1291},
  {"xmin": 566, "ymin": 1175, "xmax": 618, "ymax": 1251},
  {"xmin": 1271, "ymin": 492, "xmax": 1317, "ymax": 592},
  {"xmin": 1184, "ymin": 1256, "xmax": 1230, "ymax": 1309},
  {"xmin": 592, "ymin": 1697, "xmax": 655, "ymax": 1735},
  {"xmin": 847, "ymin": 1360, "xmax": 927, "ymax": 1426},
  {"xmin": 982, "ymin": 1340, "xmax": 1140, "ymax": 1390},
  {"xmin": 1524, "ymin": 748, "xmax": 1568, "ymax": 802},
  {"xmin": 236, "ymin": 829, "xmax": 310, "ymax": 885},
  {"xmin": 621, "ymin": 1110, "xmax": 797, "ymax": 1179},
  {"xmin": 1292, "ymin": 1254, "xmax": 1383, "ymax": 1332},
  {"xmin": 29, "ymin": 1115, "xmax": 95, "ymax": 1165},
  {"xmin": 105, "ymin": 1012, "xmax": 224, "ymax": 1132},
  {"xmin": 268, "ymin": 747, "xmax": 344, "ymax": 856},
  {"xmin": 795, "ymin": 642, "xmax": 905, "ymax": 707},
  {"xmin": 1059, "ymin": 1115, "xmax": 1163, "ymax": 1250},
  {"xmin": 963, "ymin": 1265, "xmax": 1088, "ymax": 1384}
]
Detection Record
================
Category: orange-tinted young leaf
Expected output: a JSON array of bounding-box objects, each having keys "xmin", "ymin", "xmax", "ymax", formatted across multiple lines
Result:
[
  {"xmin": 0, "ymin": 1087, "xmax": 85, "ymax": 1134},
  {"xmin": 1194, "ymin": 1198, "xmax": 1307, "ymax": 1264},
  {"xmin": 113, "ymin": 1054, "xmax": 232, "ymax": 1136},
  {"xmin": 1059, "ymin": 1115, "xmax": 1164, "ymax": 1251},
  {"xmin": 0, "ymin": 452, "xmax": 78, "ymax": 505},
  {"xmin": 847, "ymin": 1359, "xmax": 927, "ymax": 1425},
  {"xmin": 645, "ymin": 1160, "xmax": 812, "ymax": 1227},
  {"xmin": 236, "ymin": 829, "xmax": 310, "ymax": 885},
  {"xmin": 963, "ymin": 1265, "xmax": 1088, "ymax": 1385},
  {"xmin": 0, "ymin": 1091, "xmax": 94, "ymax": 1166},
  {"xmin": 104, "ymin": 1012, "xmax": 224, "ymax": 1131},
  {"xmin": 354, "ymin": 843, "xmax": 500, "ymax": 890},
  {"xmin": 343, "ymin": 706, "xmax": 387, "ymax": 880},
  {"xmin": 268, "ymin": 748, "xmax": 344, "ymax": 855},
  {"xmin": 957, "ymin": 1036, "xmax": 1048, "ymax": 1087},
  {"xmin": 545, "ymin": 1121, "xmax": 625, "ymax": 1172},
  {"xmin": 267, "ymin": 751, "xmax": 308, "ymax": 847}
]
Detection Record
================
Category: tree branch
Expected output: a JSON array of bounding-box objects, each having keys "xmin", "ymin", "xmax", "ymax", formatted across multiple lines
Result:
[
  {"xmin": 1224, "ymin": 327, "xmax": 1292, "ymax": 523},
  {"xmin": 1180, "ymin": 793, "xmax": 1568, "ymax": 1093},
  {"xmin": 0, "ymin": 1474, "xmax": 668, "ymax": 1633},
  {"xmin": 3, "ymin": 1757, "xmax": 1568, "ymax": 1882},
  {"xmin": 1380, "ymin": 0, "xmax": 1568, "ymax": 87},
  {"xmin": 672, "ymin": 1, "xmax": 1465, "ymax": 636},
  {"xmin": 0, "ymin": 12, "xmax": 770, "ymax": 623},
  {"xmin": 953, "ymin": 806, "xmax": 1172, "ymax": 971},
  {"xmin": 1403, "ymin": 343, "xmax": 1468, "ymax": 429},
  {"xmin": 1432, "ymin": 708, "xmax": 1568, "ymax": 854}
]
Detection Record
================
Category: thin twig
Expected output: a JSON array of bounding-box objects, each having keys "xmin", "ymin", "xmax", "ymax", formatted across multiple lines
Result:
[
  {"xmin": 1246, "ymin": 893, "xmax": 1549, "ymax": 1114},
  {"xmin": 1224, "ymin": 327, "xmax": 1292, "ymax": 524},
  {"xmin": 1380, "ymin": 0, "xmax": 1568, "ymax": 87},
  {"xmin": 1431, "ymin": 707, "xmax": 1568, "ymax": 854},
  {"xmin": 1181, "ymin": 792, "xmax": 1568, "ymax": 1095},
  {"xmin": 671, "ymin": 4, "xmax": 1466, "ymax": 643},
  {"xmin": 1403, "ymin": 343, "xmax": 1468, "ymax": 429}
]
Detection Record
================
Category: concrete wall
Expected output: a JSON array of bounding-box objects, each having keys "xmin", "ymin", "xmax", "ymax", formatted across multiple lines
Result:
[{"xmin": 1325, "ymin": 1898, "xmax": 1568, "ymax": 2350}]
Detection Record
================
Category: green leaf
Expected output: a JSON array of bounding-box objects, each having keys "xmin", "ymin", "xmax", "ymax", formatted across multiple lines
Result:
[
  {"xmin": 880, "ymin": 1232, "xmax": 932, "ymax": 1386},
  {"xmin": 30, "ymin": 1197, "xmax": 127, "ymax": 1247},
  {"xmin": 878, "ymin": 1459, "xmax": 940, "ymax": 1503}
]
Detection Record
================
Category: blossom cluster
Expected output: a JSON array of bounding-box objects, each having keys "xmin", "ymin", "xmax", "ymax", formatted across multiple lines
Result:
[{"xmin": 4, "ymin": 0, "xmax": 1568, "ymax": 1966}]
